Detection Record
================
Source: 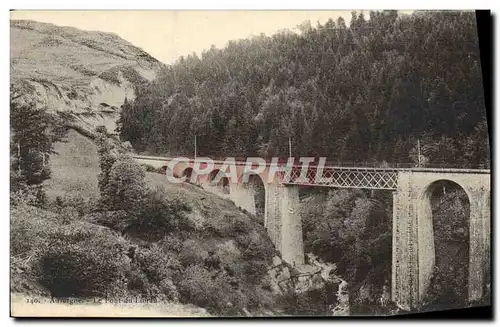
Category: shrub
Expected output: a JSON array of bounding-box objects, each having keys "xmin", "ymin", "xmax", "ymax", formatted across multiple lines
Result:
[
  {"xmin": 159, "ymin": 235, "xmax": 183, "ymax": 253},
  {"xmin": 10, "ymin": 205, "xmax": 60, "ymax": 256},
  {"xmin": 36, "ymin": 224, "xmax": 129, "ymax": 298},
  {"xmin": 103, "ymin": 154, "xmax": 147, "ymax": 211},
  {"xmin": 123, "ymin": 263, "xmax": 179, "ymax": 302},
  {"xmin": 50, "ymin": 194, "xmax": 98, "ymax": 221},
  {"xmin": 242, "ymin": 260, "xmax": 269, "ymax": 283},
  {"xmin": 95, "ymin": 125, "xmax": 108, "ymax": 135},
  {"xmin": 57, "ymin": 206, "xmax": 80, "ymax": 224},
  {"xmin": 96, "ymin": 133, "xmax": 116, "ymax": 200},
  {"xmin": 116, "ymin": 243, "xmax": 182, "ymax": 302},
  {"xmin": 176, "ymin": 265, "xmax": 213, "ymax": 307},
  {"xmin": 158, "ymin": 278, "xmax": 180, "ymax": 302},
  {"xmin": 179, "ymin": 240, "xmax": 209, "ymax": 267},
  {"xmin": 10, "ymin": 180, "xmax": 47, "ymax": 208},
  {"xmin": 99, "ymin": 69, "xmax": 120, "ymax": 85},
  {"xmin": 240, "ymin": 232, "xmax": 275, "ymax": 262},
  {"xmin": 142, "ymin": 164, "xmax": 157, "ymax": 172},
  {"xmin": 125, "ymin": 266, "xmax": 149, "ymax": 294},
  {"xmin": 277, "ymin": 280, "xmax": 338, "ymax": 316},
  {"xmin": 227, "ymin": 213, "xmax": 253, "ymax": 236},
  {"xmin": 176, "ymin": 264, "xmax": 244, "ymax": 315},
  {"xmin": 125, "ymin": 186, "xmax": 193, "ymax": 241},
  {"xmin": 213, "ymin": 240, "xmax": 241, "ymax": 268},
  {"xmin": 85, "ymin": 210, "xmax": 131, "ymax": 233},
  {"xmin": 135, "ymin": 244, "xmax": 174, "ymax": 283}
]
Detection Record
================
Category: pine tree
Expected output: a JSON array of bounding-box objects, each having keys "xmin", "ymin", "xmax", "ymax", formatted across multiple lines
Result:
[
  {"xmin": 10, "ymin": 100, "xmax": 66, "ymax": 186},
  {"xmin": 96, "ymin": 132, "xmax": 116, "ymax": 206},
  {"xmin": 117, "ymin": 11, "xmax": 488, "ymax": 168}
]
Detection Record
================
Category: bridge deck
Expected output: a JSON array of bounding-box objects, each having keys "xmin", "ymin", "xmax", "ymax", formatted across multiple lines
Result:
[
  {"xmin": 133, "ymin": 155, "xmax": 489, "ymax": 190},
  {"xmin": 132, "ymin": 155, "xmax": 490, "ymax": 173}
]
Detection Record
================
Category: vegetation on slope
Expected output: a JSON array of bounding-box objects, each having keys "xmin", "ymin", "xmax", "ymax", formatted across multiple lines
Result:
[
  {"xmin": 300, "ymin": 181, "xmax": 490, "ymax": 315},
  {"xmin": 118, "ymin": 10, "xmax": 488, "ymax": 168},
  {"xmin": 300, "ymin": 188, "xmax": 394, "ymax": 315},
  {"xmin": 114, "ymin": 11, "xmax": 491, "ymax": 314},
  {"xmin": 11, "ymin": 19, "xmax": 162, "ymax": 86},
  {"xmin": 10, "ymin": 19, "xmax": 164, "ymax": 136},
  {"xmin": 11, "ymin": 128, "xmax": 294, "ymax": 316},
  {"xmin": 9, "ymin": 94, "xmax": 340, "ymax": 316}
]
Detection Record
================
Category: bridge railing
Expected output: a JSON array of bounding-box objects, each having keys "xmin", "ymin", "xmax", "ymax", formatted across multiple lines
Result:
[{"xmin": 132, "ymin": 154, "xmax": 490, "ymax": 170}]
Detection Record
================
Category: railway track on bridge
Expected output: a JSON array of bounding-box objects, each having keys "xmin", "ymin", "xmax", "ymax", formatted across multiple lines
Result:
[{"xmin": 132, "ymin": 154, "xmax": 489, "ymax": 190}]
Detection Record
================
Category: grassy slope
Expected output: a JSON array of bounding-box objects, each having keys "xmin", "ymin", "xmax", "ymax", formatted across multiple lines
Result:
[
  {"xmin": 44, "ymin": 129, "xmax": 206, "ymax": 201},
  {"xmin": 44, "ymin": 129, "xmax": 100, "ymax": 200},
  {"xmin": 11, "ymin": 20, "xmax": 164, "ymax": 135},
  {"xmin": 11, "ymin": 19, "xmax": 160, "ymax": 86},
  {"xmin": 30, "ymin": 131, "xmax": 278, "ymax": 316},
  {"xmin": 44, "ymin": 127, "xmax": 276, "ymax": 264}
]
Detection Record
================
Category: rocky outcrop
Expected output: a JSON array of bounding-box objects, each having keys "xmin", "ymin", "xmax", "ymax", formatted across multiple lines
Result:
[
  {"xmin": 266, "ymin": 253, "xmax": 350, "ymax": 316},
  {"xmin": 10, "ymin": 19, "xmax": 164, "ymax": 135}
]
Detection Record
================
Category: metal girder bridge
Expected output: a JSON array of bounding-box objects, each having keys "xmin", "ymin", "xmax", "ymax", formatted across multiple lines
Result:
[{"xmin": 282, "ymin": 166, "xmax": 489, "ymax": 190}]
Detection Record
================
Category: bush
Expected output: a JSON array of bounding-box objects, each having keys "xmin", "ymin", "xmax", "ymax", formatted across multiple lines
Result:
[
  {"xmin": 95, "ymin": 125, "xmax": 108, "ymax": 135},
  {"xmin": 10, "ymin": 205, "xmax": 60, "ymax": 256},
  {"xmin": 125, "ymin": 186, "xmax": 193, "ymax": 241},
  {"xmin": 179, "ymin": 240, "xmax": 209, "ymax": 267},
  {"xmin": 176, "ymin": 265, "xmax": 214, "ymax": 307},
  {"xmin": 50, "ymin": 194, "xmax": 98, "ymax": 221},
  {"xmin": 135, "ymin": 244, "xmax": 174, "ymax": 283},
  {"xmin": 124, "ymin": 263, "xmax": 179, "ymax": 302},
  {"xmin": 36, "ymin": 224, "xmax": 129, "ymax": 298},
  {"xmin": 176, "ymin": 264, "xmax": 246, "ymax": 315},
  {"xmin": 278, "ymin": 280, "xmax": 338, "ymax": 316},
  {"xmin": 213, "ymin": 240, "xmax": 241, "ymax": 267},
  {"xmin": 99, "ymin": 69, "xmax": 120, "ymax": 85},
  {"xmin": 242, "ymin": 261, "xmax": 269, "ymax": 283},
  {"xmin": 159, "ymin": 235, "xmax": 184, "ymax": 253},
  {"xmin": 158, "ymin": 278, "xmax": 180, "ymax": 302},
  {"xmin": 103, "ymin": 154, "xmax": 147, "ymax": 211},
  {"xmin": 10, "ymin": 181, "xmax": 47, "ymax": 208},
  {"xmin": 226, "ymin": 213, "xmax": 253, "ymax": 236},
  {"xmin": 125, "ymin": 266, "xmax": 149, "ymax": 294},
  {"xmin": 85, "ymin": 210, "xmax": 131, "ymax": 233},
  {"xmin": 12, "ymin": 204, "xmax": 190, "ymax": 304},
  {"xmin": 142, "ymin": 164, "xmax": 157, "ymax": 172}
]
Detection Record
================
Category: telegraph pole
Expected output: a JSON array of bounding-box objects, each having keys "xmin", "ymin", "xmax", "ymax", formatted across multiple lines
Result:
[
  {"xmin": 194, "ymin": 135, "xmax": 197, "ymax": 159},
  {"xmin": 288, "ymin": 137, "xmax": 292, "ymax": 158},
  {"xmin": 17, "ymin": 141, "xmax": 21, "ymax": 173},
  {"xmin": 417, "ymin": 139, "xmax": 421, "ymax": 167}
]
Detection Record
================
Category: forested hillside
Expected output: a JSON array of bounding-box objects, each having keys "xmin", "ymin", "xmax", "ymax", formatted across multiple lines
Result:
[{"xmin": 118, "ymin": 10, "xmax": 489, "ymax": 168}]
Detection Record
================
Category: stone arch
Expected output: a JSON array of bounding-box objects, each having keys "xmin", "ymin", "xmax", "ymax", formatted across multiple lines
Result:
[
  {"xmin": 207, "ymin": 169, "xmax": 230, "ymax": 194},
  {"xmin": 418, "ymin": 179, "xmax": 471, "ymax": 308},
  {"xmin": 160, "ymin": 166, "xmax": 168, "ymax": 174},
  {"xmin": 238, "ymin": 172, "xmax": 267, "ymax": 224},
  {"xmin": 182, "ymin": 167, "xmax": 195, "ymax": 183}
]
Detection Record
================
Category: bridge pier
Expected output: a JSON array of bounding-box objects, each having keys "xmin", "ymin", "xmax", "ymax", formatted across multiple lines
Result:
[
  {"xmin": 468, "ymin": 186, "xmax": 490, "ymax": 302},
  {"xmin": 266, "ymin": 184, "xmax": 304, "ymax": 266},
  {"xmin": 392, "ymin": 171, "xmax": 491, "ymax": 310},
  {"xmin": 230, "ymin": 183, "xmax": 257, "ymax": 216},
  {"xmin": 392, "ymin": 176, "xmax": 419, "ymax": 310}
]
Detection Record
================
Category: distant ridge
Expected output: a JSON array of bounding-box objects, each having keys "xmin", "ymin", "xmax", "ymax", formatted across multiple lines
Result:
[{"xmin": 10, "ymin": 19, "xmax": 165, "ymax": 135}]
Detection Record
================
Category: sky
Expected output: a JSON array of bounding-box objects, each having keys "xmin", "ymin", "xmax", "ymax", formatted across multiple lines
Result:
[{"xmin": 9, "ymin": 10, "xmax": 365, "ymax": 64}]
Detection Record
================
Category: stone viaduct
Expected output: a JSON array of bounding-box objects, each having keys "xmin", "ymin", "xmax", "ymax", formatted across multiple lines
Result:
[{"xmin": 133, "ymin": 155, "xmax": 490, "ymax": 311}]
